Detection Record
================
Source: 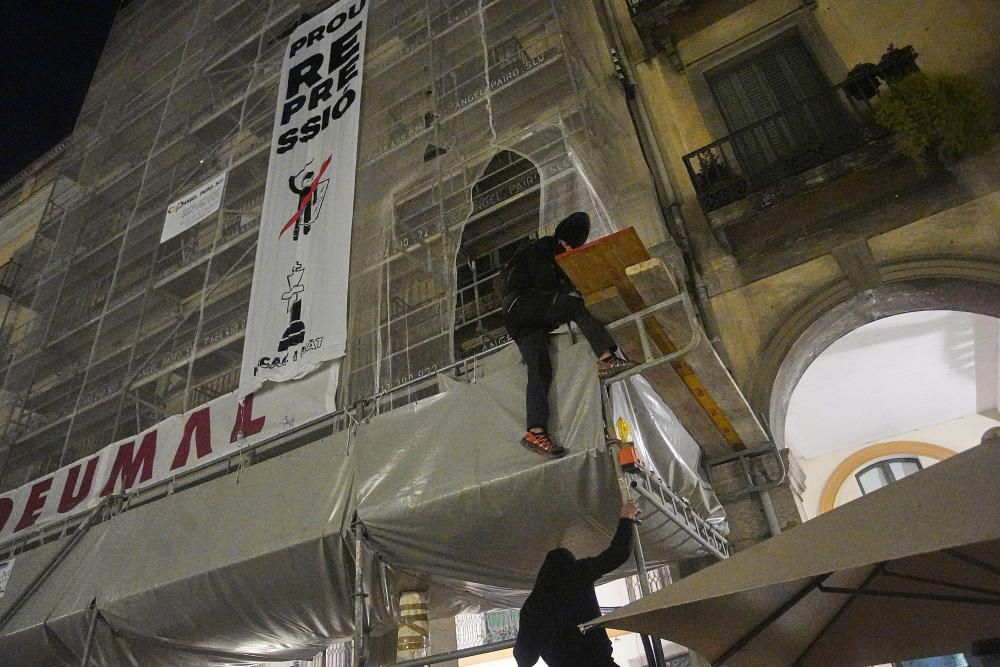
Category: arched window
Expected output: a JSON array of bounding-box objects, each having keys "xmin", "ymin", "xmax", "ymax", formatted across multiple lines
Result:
[
  {"xmin": 855, "ymin": 456, "xmax": 922, "ymax": 495},
  {"xmin": 454, "ymin": 151, "xmax": 540, "ymax": 359}
]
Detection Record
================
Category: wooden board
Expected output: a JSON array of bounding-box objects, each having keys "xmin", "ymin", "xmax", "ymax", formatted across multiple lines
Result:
[
  {"xmin": 557, "ymin": 228, "xmax": 650, "ymax": 312},
  {"xmin": 558, "ymin": 228, "xmax": 747, "ymax": 453}
]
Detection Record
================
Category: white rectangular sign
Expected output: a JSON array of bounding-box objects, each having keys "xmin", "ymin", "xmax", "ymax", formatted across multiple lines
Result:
[
  {"xmin": 161, "ymin": 172, "xmax": 228, "ymax": 242},
  {"xmin": 239, "ymin": 1, "xmax": 368, "ymax": 397}
]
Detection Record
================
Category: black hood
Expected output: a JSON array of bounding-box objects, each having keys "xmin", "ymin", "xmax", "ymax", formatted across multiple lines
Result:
[
  {"xmin": 554, "ymin": 212, "xmax": 590, "ymax": 249},
  {"xmin": 524, "ymin": 547, "xmax": 576, "ymax": 614}
]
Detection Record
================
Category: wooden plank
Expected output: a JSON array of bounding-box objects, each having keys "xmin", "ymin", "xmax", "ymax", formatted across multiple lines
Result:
[
  {"xmin": 557, "ymin": 228, "xmax": 650, "ymax": 312},
  {"xmin": 648, "ymin": 306, "xmax": 768, "ymax": 447},
  {"xmin": 558, "ymin": 228, "xmax": 747, "ymax": 451},
  {"xmin": 613, "ymin": 324, "xmax": 732, "ymax": 454},
  {"xmin": 640, "ymin": 314, "xmax": 745, "ymax": 449},
  {"xmin": 625, "ymin": 258, "xmax": 680, "ymax": 302},
  {"xmin": 584, "ymin": 286, "xmax": 632, "ymax": 325}
]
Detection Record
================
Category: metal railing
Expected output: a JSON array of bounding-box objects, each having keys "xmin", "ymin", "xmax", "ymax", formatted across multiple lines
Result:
[
  {"xmin": 189, "ymin": 367, "xmax": 240, "ymax": 405},
  {"xmin": 456, "ymin": 609, "xmax": 520, "ymax": 649},
  {"xmin": 626, "ymin": 0, "xmax": 693, "ymax": 21},
  {"xmin": 628, "ymin": 461, "xmax": 730, "ymax": 560},
  {"xmin": 682, "ymin": 85, "xmax": 888, "ymax": 212}
]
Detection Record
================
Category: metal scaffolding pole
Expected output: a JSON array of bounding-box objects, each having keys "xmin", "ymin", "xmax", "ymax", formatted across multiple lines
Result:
[
  {"xmin": 352, "ymin": 518, "xmax": 367, "ymax": 667},
  {"xmin": 392, "ymin": 638, "xmax": 517, "ymax": 667},
  {"xmin": 599, "ymin": 381, "xmax": 666, "ymax": 667},
  {"xmin": 79, "ymin": 599, "xmax": 99, "ymax": 667}
]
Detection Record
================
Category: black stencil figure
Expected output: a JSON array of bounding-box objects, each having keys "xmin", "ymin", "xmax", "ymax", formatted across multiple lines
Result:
[
  {"xmin": 500, "ymin": 212, "xmax": 637, "ymax": 458},
  {"xmin": 278, "ymin": 261, "xmax": 306, "ymax": 352},
  {"xmin": 514, "ymin": 500, "xmax": 642, "ymax": 667},
  {"xmin": 278, "ymin": 300, "xmax": 305, "ymax": 352},
  {"xmin": 288, "ymin": 164, "xmax": 315, "ymax": 241}
]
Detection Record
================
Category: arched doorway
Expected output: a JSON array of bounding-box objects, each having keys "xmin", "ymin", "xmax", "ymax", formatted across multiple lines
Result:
[
  {"xmin": 778, "ymin": 308, "xmax": 999, "ymax": 517},
  {"xmin": 453, "ymin": 150, "xmax": 541, "ymax": 360},
  {"xmin": 764, "ymin": 277, "xmax": 1000, "ymax": 450}
]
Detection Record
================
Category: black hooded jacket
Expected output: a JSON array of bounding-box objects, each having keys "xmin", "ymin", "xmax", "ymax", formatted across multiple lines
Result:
[
  {"xmin": 503, "ymin": 212, "xmax": 590, "ymax": 295},
  {"xmin": 513, "ymin": 518, "xmax": 635, "ymax": 667},
  {"xmin": 504, "ymin": 236, "xmax": 574, "ymax": 294}
]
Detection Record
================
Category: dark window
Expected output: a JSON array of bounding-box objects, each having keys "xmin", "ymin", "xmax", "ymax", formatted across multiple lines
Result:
[
  {"xmin": 707, "ymin": 33, "xmax": 851, "ymax": 184},
  {"xmin": 454, "ymin": 151, "xmax": 540, "ymax": 360},
  {"xmin": 855, "ymin": 457, "xmax": 923, "ymax": 495}
]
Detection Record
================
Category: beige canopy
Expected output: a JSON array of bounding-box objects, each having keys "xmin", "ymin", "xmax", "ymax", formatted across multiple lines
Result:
[{"xmin": 590, "ymin": 436, "xmax": 1000, "ymax": 666}]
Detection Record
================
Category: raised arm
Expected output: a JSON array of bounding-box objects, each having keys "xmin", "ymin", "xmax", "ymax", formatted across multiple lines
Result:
[{"xmin": 577, "ymin": 501, "xmax": 640, "ymax": 581}]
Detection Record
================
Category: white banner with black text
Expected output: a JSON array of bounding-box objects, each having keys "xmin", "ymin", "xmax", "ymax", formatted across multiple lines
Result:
[{"xmin": 239, "ymin": 0, "xmax": 368, "ymax": 397}]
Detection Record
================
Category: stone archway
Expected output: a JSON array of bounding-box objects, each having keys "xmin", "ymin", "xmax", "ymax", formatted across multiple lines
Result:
[{"xmin": 763, "ymin": 276, "xmax": 1000, "ymax": 449}]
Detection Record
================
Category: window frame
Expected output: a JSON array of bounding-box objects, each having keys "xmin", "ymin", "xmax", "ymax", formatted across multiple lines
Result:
[{"xmin": 855, "ymin": 456, "xmax": 923, "ymax": 495}]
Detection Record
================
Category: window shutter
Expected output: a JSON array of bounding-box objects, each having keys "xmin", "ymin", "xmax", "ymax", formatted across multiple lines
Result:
[{"xmin": 708, "ymin": 34, "xmax": 849, "ymax": 182}]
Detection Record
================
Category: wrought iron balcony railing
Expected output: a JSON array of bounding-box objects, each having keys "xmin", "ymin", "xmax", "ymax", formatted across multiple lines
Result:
[
  {"xmin": 682, "ymin": 86, "xmax": 887, "ymax": 213},
  {"xmin": 626, "ymin": 0, "xmax": 692, "ymax": 24}
]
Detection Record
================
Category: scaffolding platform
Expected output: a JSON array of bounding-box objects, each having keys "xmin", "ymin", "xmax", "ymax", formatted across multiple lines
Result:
[
  {"xmin": 0, "ymin": 339, "xmax": 725, "ymax": 666},
  {"xmin": 558, "ymin": 227, "xmax": 769, "ymax": 457}
]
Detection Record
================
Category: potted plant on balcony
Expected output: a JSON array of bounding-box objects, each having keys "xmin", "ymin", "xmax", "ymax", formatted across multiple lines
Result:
[
  {"xmin": 844, "ymin": 62, "xmax": 882, "ymax": 101},
  {"xmin": 874, "ymin": 72, "xmax": 995, "ymax": 171},
  {"xmin": 693, "ymin": 150, "xmax": 748, "ymax": 209},
  {"xmin": 878, "ymin": 44, "xmax": 920, "ymax": 85}
]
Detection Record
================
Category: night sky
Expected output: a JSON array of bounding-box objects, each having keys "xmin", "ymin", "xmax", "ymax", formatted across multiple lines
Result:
[{"xmin": 0, "ymin": 1, "xmax": 120, "ymax": 185}]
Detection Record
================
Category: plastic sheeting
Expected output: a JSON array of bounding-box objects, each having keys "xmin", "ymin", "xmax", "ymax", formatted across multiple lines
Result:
[
  {"xmin": 355, "ymin": 340, "xmax": 611, "ymax": 594},
  {"xmin": 343, "ymin": 0, "xmax": 669, "ymax": 408},
  {"xmin": 0, "ymin": 0, "xmax": 721, "ymax": 660},
  {"xmin": 610, "ymin": 374, "xmax": 729, "ymax": 546},
  {"xmin": 0, "ymin": 338, "xmax": 724, "ymax": 665},
  {"xmin": 0, "ymin": 434, "xmax": 357, "ymax": 666}
]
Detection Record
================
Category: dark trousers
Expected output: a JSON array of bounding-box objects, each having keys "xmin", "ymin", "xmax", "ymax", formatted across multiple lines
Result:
[{"xmin": 503, "ymin": 290, "xmax": 615, "ymax": 430}]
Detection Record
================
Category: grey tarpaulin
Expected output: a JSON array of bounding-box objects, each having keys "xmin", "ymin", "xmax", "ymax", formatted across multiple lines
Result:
[
  {"xmin": 0, "ymin": 433, "xmax": 357, "ymax": 666},
  {"xmin": 609, "ymin": 373, "xmax": 729, "ymax": 554},
  {"xmin": 0, "ymin": 340, "xmax": 725, "ymax": 665},
  {"xmin": 353, "ymin": 339, "xmax": 615, "ymax": 597},
  {"xmin": 355, "ymin": 339, "xmax": 726, "ymax": 596}
]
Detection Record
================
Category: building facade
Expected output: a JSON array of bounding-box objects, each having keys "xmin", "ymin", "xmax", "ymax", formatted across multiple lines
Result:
[{"xmin": 0, "ymin": 0, "xmax": 998, "ymax": 663}]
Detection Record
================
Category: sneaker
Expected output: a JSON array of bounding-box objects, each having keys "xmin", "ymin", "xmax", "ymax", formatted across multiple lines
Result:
[
  {"xmin": 597, "ymin": 353, "xmax": 638, "ymax": 379},
  {"xmin": 520, "ymin": 430, "xmax": 567, "ymax": 459}
]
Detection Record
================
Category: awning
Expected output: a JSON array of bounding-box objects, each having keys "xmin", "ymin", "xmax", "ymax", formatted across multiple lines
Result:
[{"xmin": 590, "ymin": 436, "xmax": 1000, "ymax": 666}]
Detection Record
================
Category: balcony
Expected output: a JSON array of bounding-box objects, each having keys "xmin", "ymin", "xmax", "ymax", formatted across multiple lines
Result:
[
  {"xmin": 683, "ymin": 86, "xmax": 888, "ymax": 215},
  {"xmin": 627, "ymin": 0, "xmax": 693, "ymax": 29},
  {"xmin": 675, "ymin": 78, "xmax": 963, "ymax": 265},
  {"xmin": 626, "ymin": 0, "xmax": 692, "ymax": 56}
]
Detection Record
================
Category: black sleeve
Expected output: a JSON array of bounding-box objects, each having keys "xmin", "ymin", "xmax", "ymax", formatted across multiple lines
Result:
[
  {"xmin": 513, "ymin": 610, "xmax": 542, "ymax": 667},
  {"xmin": 576, "ymin": 519, "xmax": 636, "ymax": 582}
]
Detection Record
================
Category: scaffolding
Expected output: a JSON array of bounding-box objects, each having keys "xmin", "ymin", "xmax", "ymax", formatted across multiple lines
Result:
[
  {"xmin": 0, "ymin": 1, "xmax": 736, "ymax": 664},
  {"xmin": 0, "ymin": 0, "xmax": 669, "ymax": 494},
  {"xmin": 0, "ymin": 328, "xmax": 727, "ymax": 666}
]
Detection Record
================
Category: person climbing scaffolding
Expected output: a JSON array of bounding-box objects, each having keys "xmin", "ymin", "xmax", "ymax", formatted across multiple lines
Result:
[{"xmin": 501, "ymin": 211, "xmax": 637, "ymax": 459}]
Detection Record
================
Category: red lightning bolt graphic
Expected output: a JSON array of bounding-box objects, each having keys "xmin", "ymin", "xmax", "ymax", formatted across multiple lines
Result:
[{"xmin": 279, "ymin": 154, "xmax": 333, "ymax": 239}]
